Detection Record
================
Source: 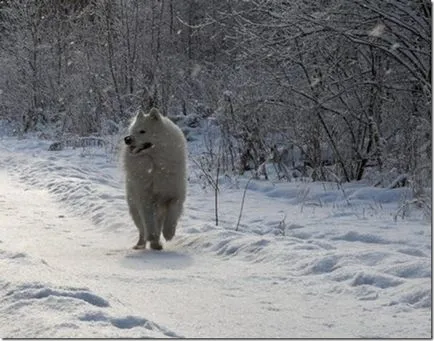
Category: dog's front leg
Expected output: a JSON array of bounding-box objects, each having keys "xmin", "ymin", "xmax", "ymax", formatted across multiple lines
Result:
[
  {"xmin": 128, "ymin": 201, "xmax": 147, "ymax": 250},
  {"xmin": 140, "ymin": 202, "xmax": 162, "ymax": 250}
]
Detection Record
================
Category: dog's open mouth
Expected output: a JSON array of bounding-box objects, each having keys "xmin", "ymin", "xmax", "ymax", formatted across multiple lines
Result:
[{"xmin": 130, "ymin": 142, "xmax": 154, "ymax": 154}]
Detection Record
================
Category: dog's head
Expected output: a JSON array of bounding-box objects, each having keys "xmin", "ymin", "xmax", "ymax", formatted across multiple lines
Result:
[{"xmin": 124, "ymin": 108, "xmax": 162, "ymax": 155}]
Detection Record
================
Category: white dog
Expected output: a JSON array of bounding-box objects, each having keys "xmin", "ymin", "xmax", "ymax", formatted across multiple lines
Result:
[{"xmin": 122, "ymin": 107, "xmax": 187, "ymax": 250}]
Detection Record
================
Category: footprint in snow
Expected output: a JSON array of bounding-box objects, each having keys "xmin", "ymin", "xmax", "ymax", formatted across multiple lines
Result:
[
  {"xmin": 307, "ymin": 255, "xmax": 340, "ymax": 274},
  {"xmin": 351, "ymin": 272, "xmax": 403, "ymax": 289},
  {"xmin": 287, "ymin": 223, "xmax": 305, "ymax": 230},
  {"xmin": 0, "ymin": 250, "xmax": 28, "ymax": 260},
  {"xmin": 332, "ymin": 231, "xmax": 390, "ymax": 244},
  {"xmin": 397, "ymin": 248, "xmax": 428, "ymax": 258},
  {"xmin": 5, "ymin": 283, "xmax": 110, "ymax": 308},
  {"xmin": 79, "ymin": 311, "xmax": 181, "ymax": 337}
]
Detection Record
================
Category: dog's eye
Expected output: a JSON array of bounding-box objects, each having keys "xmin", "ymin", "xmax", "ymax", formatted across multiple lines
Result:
[{"xmin": 139, "ymin": 130, "xmax": 146, "ymax": 134}]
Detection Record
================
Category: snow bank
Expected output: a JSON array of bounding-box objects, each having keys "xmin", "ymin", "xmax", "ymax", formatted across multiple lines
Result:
[{"xmin": 0, "ymin": 136, "xmax": 430, "ymax": 338}]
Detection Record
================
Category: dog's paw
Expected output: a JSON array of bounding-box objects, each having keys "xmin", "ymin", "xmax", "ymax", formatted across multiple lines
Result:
[
  {"xmin": 133, "ymin": 243, "xmax": 146, "ymax": 250},
  {"xmin": 150, "ymin": 241, "xmax": 163, "ymax": 251}
]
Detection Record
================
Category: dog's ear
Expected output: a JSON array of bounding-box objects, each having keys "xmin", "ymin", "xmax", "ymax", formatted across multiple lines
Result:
[
  {"xmin": 135, "ymin": 108, "xmax": 146, "ymax": 120},
  {"xmin": 148, "ymin": 107, "xmax": 161, "ymax": 121}
]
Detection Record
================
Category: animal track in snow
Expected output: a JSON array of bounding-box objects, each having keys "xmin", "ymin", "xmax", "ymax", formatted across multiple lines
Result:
[
  {"xmin": 332, "ymin": 231, "xmax": 391, "ymax": 244},
  {"xmin": 398, "ymin": 289, "xmax": 431, "ymax": 308},
  {"xmin": 306, "ymin": 255, "xmax": 340, "ymax": 274},
  {"xmin": 0, "ymin": 250, "xmax": 28, "ymax": 260},
  {"xmin": 5, "ymin": 284, "xmax": 110, "ymax": 308},
  {"xmin": 287, "ymin": 223, "xmax": 305, "ymax": 230},
  {"xmin": 384, "ymin": 261, "xmax": 431, "ymax": 279},
  {"xmin": 79, "ymin": 311, "xmax": 181, "ymax": 337},
  {"xmin": 351, "ymin": 272, "xmax": 403, "ymax": 289},
  {"xmin": 397, "ymin": 248, "xmax": 428, "ymax": 258},
  {"xmin": 79, "ymin": 311, "xmax": 144, "ymax": 328}
]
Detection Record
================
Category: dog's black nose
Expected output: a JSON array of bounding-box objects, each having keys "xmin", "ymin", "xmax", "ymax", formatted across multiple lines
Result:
[{"xmin": 124, "ymin": 136, "xmax": 132, "ymax": 145}]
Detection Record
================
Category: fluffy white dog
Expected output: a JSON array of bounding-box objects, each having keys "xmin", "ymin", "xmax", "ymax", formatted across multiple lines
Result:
[{"xmin": 122, "ymin": 107, "xmax": 187, "ymax": 250}]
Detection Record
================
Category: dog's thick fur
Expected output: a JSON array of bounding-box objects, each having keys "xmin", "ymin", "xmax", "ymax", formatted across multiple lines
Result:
[{"xmin": 122, "ymin": 107, "xmax": 187, "ymax": 250}]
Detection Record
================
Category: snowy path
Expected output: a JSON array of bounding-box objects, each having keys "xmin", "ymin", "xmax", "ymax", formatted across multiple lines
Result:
[
  {"xmin": 0, "ymin": 169, "xmax": 348, "ymax": 338},
  {"xmin": 0, "ymin": 138, "xmax": 431, "ymax": 338}
]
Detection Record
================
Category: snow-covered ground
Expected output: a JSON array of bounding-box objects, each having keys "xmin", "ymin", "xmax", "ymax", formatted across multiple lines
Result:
[{"xmin": 0, "ymin": 135, "xmax": 431, "ymax": 338}]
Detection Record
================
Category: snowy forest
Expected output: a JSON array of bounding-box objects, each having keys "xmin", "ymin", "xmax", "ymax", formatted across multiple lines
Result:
[
  {"xmin": 0, "ymin": 0, "xmax": 431, "ymax": 187},
  {"xmin": 0, "ymin": 1, "xmax": 432, "ymax": 338}
]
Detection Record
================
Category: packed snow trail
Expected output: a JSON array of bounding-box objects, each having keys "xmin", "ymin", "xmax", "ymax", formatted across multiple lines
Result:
[
  {"xmin": 0, "ymin": 137, "xmax": 431, "ymax": 338},
  {"xmin": 0, "ymin": 169, "xmax": 358, "ymax": 338}
]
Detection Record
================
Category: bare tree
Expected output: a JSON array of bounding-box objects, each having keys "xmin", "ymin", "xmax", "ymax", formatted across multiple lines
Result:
[{"xmin": 0, "ymin": 0, "xmax": 430, "ymax": 187}]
